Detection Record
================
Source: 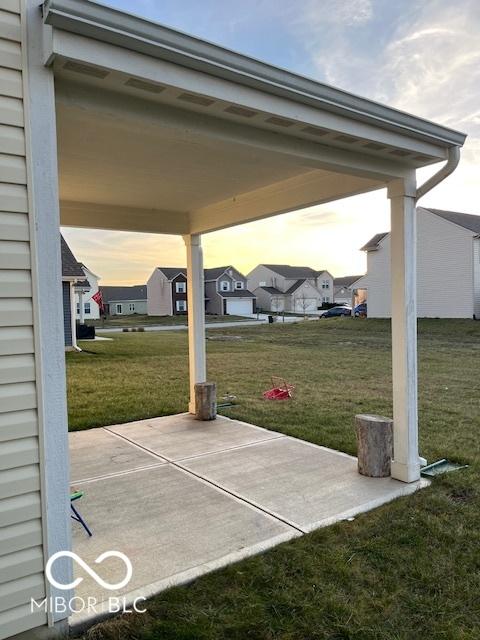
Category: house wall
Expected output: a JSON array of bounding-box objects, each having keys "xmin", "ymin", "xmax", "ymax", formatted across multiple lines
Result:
[
  {"xmin": 317, "ymin": 271, "xmax": 334, "ymax": 303},
  {"xmin": 364, "ymin": 209, "xmax": 475, "ymax": 318},
  {"xmin": 205, "ymin": 280, "xmax": 222, "ymax": 314},
  {"xmin": 147, "ymin": 268, "xmax": 172, "ymax": 315},
  {"xmin": 247, "ymin": 265, "xmax": 286, "ymax": 292},
  {"xmin": 474, "ymin": 238, "xmax": 480, "ymax": 319},
  {"xmin": 171, "ymin": 273, "xmax": 187, "ymax": 315},
  {"xmin": 108, "ymin": 299, "xmax": 147, "ymax": 315},
  {"xmin": 0, "ymin": 3, "xmax": 51, "ymax": 637},
  {"xmin": 62, "ymin": 282, "xmax": 72, "ymax": 346},
  {"xmin": 75, "ymin": 266, "xmax": 100, "ymax": 320},
  {"xmin": 291, "ymin": 280, "xmax": 322, "ymax": 313}
]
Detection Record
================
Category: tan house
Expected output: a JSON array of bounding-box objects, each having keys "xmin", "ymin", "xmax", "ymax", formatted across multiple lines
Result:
[
  {"xmin": 356, "ymin": 208, "xmax": 480, "ymax": 318},
  {"xmin": 147, "ymin": 266, "xmax": 255, "ymax": 316},
  {"xmin": 247, "ymin": 264, "xmax": 333, "ymax": 313}
]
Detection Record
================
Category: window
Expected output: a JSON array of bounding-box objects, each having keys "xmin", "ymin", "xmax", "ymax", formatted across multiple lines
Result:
[
  {"xmin": 76, "ymin": 303, "xmax": 80, "ymax": 314},
  {"xmin": 322, "ymin": 280, "xmax": 330, "ymax": 289},
  {"xmin": 84, "ymin": 302, "xmax": 91, "ymax": 315},
  {"xmin": 116, "ymin": 304, "xmax": 122, "ymax": 314},
  {"xmin": 129, "ymin": 303, "xmax": 135, "ymax": 312},
  {"xmin": 220, "ymin": 280, "xmax": 230, "ymax": 292},
  {"xmin": 234, "ymin": 281, "xmax": 244, "ymax": 290},
  {"xmin": 259, "ymin": 281, "xmax": 267, "ymax": 287},
  {"xmin": 323, "ymin": 296, "xmax": 330, "ymax": 303},
  {"xmin": 176, "ymin": 300, "xmax": 187, "ymax": 312},
  {"xmin": 176, "ymin": 281, "xmax": 186, "ymax": 293}
]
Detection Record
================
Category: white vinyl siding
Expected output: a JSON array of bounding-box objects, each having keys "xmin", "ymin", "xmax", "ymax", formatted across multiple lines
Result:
[
  {"xmin": 0, "ymin": 3, "xmax": 48, "ymax": 638},
  {"xmin": 473, "ymin": 238, "xmax": 480, "ymax": 320},
  {"xmin": 364, "ymin": 209, "xmax": 476, "ymax": 318}
]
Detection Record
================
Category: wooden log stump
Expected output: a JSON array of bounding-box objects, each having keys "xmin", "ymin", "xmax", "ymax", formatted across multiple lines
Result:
[
  {"xmin": 194, "ymin": 382, "xmax": 217, "ymax": 421},
  {"xmin": 355, "ymin": 414, "xmax": 393, "ymax": 477}
]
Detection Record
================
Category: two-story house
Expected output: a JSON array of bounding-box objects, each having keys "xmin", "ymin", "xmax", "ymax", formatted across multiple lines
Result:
[
  {"xmin": 247, "ymin": 264, "xmax": 334, "ymax": 313},
  {"xmin": 355, "ymin": 207, "xmax": 480, "ymax": 318},
  {"xmin": 147, "ymin": 266, "xmax": 256, "ymax": 316}
]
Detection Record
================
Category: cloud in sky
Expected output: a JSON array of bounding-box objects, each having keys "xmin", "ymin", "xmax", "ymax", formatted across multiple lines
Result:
[{"xmin": 63, "ymin": 0, "xmax": 479, "ymax": 284}]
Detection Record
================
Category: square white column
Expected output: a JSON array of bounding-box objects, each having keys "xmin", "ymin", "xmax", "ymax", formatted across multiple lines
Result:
[
  {"xmin": 183, "ymin": 234, "xmax": 207, "ymax": 413},
  {"xmin": 388, "ymin": 173, "xmax": 420, "ymax": 483}
]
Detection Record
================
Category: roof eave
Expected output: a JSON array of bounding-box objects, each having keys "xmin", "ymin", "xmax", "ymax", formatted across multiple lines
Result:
[{"xmin": 43, "ymin": 0, "xmax": 467, "ymax": 149}]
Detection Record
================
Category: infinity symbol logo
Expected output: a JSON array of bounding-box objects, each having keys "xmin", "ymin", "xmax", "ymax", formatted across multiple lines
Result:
[{"xmin": 46, "ymin": 551, "xmax": 133, "ymax": 591}]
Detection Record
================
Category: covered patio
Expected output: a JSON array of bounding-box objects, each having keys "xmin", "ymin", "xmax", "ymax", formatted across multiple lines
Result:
[
  {"xmin": 69, "ymin": 413, "xmax": 427, "ymax": 628},
  {"xmin": 0, "ymin": 1, "xmax": 466, "ymax": 638}
]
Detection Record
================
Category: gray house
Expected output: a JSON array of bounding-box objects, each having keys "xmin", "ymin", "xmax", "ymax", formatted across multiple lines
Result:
[
  {"xmin": 333, "ymin": 275, "xmax": 366, "ymax": 305},
  {"xmin": 100, "ymin": 285, "xmax": 148, "ymax": 316},
  {"xmin": 60, "ymin": 235, "xmax": 84, "ymax": 350},
  {"xmin": 147, "ymin": 266, "xmax": 255, "ymax": 316},
  {"xmin": 247, "ymin": 264, "xmax": 334, "ymax": 313}
]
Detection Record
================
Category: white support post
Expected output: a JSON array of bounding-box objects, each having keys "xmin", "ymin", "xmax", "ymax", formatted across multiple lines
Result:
[
  {"xmin": 184, "ymin": 234, "xmax": 207, "ymax": 413},
  {"xmin": 388, "ymin": 173, "xmax": 420, "ymax": 483},
  {"xmin": 78, "ymin": 289, "xmax": 85, "ymax": 323}
]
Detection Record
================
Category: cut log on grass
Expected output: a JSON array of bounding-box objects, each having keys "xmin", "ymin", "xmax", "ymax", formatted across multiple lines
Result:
[
  {"xmin": 195, "ymin": 382, "xmax": 217, "ymax": 420},
  {"xmin": 355, "ymin": 414, "xmax": 393, "ymax": 477}
]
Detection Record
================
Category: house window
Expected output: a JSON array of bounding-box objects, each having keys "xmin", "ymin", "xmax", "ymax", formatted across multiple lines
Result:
[
  {"xmin": 220, "ymin": 280, "xmax": 230, "ymax": 292},
  {"xmin": 176, "ymin": 281, "xmax": 186, "ymax": 293},
  {"xmin": 76, "ymin": 303, "xmax": 80, "ymax": 314},
  {"xmin": 176, "ymin": 300, "xmax": 187, "ymax": 312},
  {"xmin": 259, "ymin": 281, "xmax": 267, "ymax": 287},
  {"xmin": 322, "ymin": 280, "xmax": 330, "ymax": 289},
  {"xmin": 116, "ymin": 304, "xmax": 122, "ymax": 314},
  {"xmin": 234, "ymin": 281, "xmax": 244, "ymax": 290},
  {"xmin": 323, "ymin": 296, "xmax": 330, "ymax": 303},
  {"xmin": 129, "ymin": 303, "xmax": 135, "ymax": 312},
  {"xmin": 84, "ymin": 302, "xmax": 91, "ymax": 315}
]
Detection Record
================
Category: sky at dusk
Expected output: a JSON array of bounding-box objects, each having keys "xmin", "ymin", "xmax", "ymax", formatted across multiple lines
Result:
[{"xmin": 61, "ymin": 0, "xmax": 480, "ymax": 284}]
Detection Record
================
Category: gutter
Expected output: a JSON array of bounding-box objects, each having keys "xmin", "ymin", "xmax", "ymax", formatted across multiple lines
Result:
[
  {"xmin": 42, "ymin": 0, "xmax": 466, "ymax": 149},
  {"xmin": 416, "ymin": 147, "xmax": 461, "ymax": 201}
]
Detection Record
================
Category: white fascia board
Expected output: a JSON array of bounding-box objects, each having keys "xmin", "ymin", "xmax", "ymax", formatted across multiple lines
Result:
[{"xmin": 42, "ymin": 0, "xmax": 466, "ymax": 149}]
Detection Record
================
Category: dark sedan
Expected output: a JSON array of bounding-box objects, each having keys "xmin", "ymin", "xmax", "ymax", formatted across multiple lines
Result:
[{"xmin": 319, "ymin": 305, "xmax": 352, "ymax": 318}]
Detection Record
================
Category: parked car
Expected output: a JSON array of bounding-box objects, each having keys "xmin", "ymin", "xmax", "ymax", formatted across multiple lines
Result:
[
  {"xmin": 354, "ymin": 303, "xmax": 367, "ymax": 317},
  {"xmin": 319, "ymin": 305, "xmax": 352, "ymax": 318}
]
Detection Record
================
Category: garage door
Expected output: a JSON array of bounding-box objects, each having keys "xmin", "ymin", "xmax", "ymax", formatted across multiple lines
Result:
[
  {"xmin": 226, "ymin": 299, "xmax": 253, "ymax": 316},
  {"xmin": 294, "ymin": 298, "xmax": 317, "ymax": 313}
]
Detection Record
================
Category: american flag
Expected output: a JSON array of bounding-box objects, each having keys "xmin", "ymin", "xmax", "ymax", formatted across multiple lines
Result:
[{"xmin": 92, "ymin": 290, "xmax": 105, "ymax": 314}]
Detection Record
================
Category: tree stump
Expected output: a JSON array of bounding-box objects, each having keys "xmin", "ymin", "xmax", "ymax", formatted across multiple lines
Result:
[
  {"xmin": 355, "ymin": 414, "xmax": 393, "ymax": 477},
  {"xmin": 194, "ymin": 382, "xmax": 217, "ymax": 421}
]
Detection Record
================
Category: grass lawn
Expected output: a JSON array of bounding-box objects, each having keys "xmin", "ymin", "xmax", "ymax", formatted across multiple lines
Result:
[
  {"xmin": 67, "ymin": 319, "xmax": 480, "ymax": 640},
  {"xmin": 85, "ymin": 313, "xmax": 251, "ymax": 328}
]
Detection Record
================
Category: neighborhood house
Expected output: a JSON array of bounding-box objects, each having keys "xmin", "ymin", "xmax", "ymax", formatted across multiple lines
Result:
[
  {"xmin": 247, "ymin": 264, "xmax": 333, "ymax": 313},
  {"xmin": 100, "ymin": 285, "xmax": 148, "ymax": 316},
  {"xmin": 333, "ymin": 275, "xmax": 366, "ymax": 306},
  {"xmin": 60, "ymin": 235, "xmax": 84, "ymax": 350},
  {"xmin": 356, "ymin": 208, "xmax": 480, "ymax": 318},
  {"xmin": 147, "ymin": 266, "xmax": 256, "ymax": 316}
]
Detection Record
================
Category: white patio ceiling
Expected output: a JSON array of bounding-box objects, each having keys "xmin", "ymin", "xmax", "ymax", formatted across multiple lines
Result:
[{"xmin": 44, "ymin": 0, "xmax": 466, "ymax": 236}]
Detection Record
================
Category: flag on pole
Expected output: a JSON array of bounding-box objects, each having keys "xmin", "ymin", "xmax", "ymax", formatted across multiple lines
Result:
[{"xmin": 92, "ymin": 290, "xmax": 105, "ymax": 314}]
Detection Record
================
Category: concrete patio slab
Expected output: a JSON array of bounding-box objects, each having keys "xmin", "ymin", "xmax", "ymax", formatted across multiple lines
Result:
[
  {"xmin": 106, "ymin": 413, "xmax": 283, "ymax": 461},
  {"xmin": 71, "ymin": 464, "xmax": 298, "ymax": 625},
  {"xmin": 70, "ymin": 428, "xmax": 163, "ymax": 483},
  {"xmin": 68, "ymin": 415, "xmax": 428, "ymax": 630},
  {"xmin": 181, "ymin": 436, "xmax": 428, "ymax": 532}
]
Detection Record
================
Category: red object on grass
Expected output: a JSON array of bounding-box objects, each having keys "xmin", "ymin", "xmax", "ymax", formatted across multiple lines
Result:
[{"xmin": 263, "ymin": 376, "xmax": 295, "ymax": 400}]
